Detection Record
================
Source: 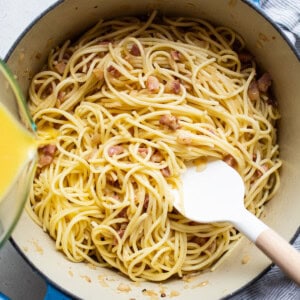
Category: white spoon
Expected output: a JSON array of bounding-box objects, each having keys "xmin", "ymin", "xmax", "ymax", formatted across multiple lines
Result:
[{"xmin": 172, "ymin": 159, "xmax": 300, "ymax": 285}]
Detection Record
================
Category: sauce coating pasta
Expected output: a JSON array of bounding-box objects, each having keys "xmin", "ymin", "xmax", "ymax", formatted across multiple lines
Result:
[{"xmin": 28, "ymin": 11, "xmax": 281, "ymax": 281}]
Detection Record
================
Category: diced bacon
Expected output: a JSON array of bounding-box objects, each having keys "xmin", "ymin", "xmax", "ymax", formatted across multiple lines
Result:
[
  {"xmin": 117, "ymin": 228, "xmax": 126, "ymax": 238},
  {"xmin": 130, "ymin": 43, "xmax": 141, "ymax": 56},
  {"xmin": 107, "ymin": 65, "xmax": 121, "ymax": 78},
  {"xmin": 38, "ymin": 144, "xmax": 57, "ymax": 167},
  {"xmin": 93, "ymin": 68, "xmax": 104, "ymax": 80},
  {"xmin": 42, "ymin": 144, "xmax": 57, "ymax": 156},
  {"xmin": 257, "ymin": 72, "xmax": 272, "ymax": 93},
  {"xmin": 143, "ymin": 194, "xmax": 149, "ymax": 211},
  {"xmin": 138, "ymin": 147, "xmax": 149, "ymax": 158},
  {"xmin": 191, "ymin": 236, "xmax": 208, "ymax": 246},
  {"xmin": 254, "ymin": 164, "xmax": 269, "ymax": 180},
  {"xmin": 108, "ymin": 145, "xmax": 124, "ymax": 157},
  {"xmin": 114, "ymin": 223, "xmax": 127, "ymax": 245},
  {"xmin": 54, "ymin": 61, "xmax": 66, "ymax": 74},
  {"xmin": 248, "ymin": 81, "xmax": 260, "ymax": 101},
  {"xmin": 177, "ymin": 131, "xmax": 192, "ymax": 145},
  {"xmin": 238, "ymin": 51, "xmax": 253, "ymax": 63},
  {"xmin": 128, "ymin": 127, "xmax": 134, "ymax": 136},
  {"xmin": 112, "ymin": 192, "xmax": 120, "ymax": 200},
  {"xmin": 165, "ymin": 79, "xmax": 181, "ymax": 94},
  {"xmin": 223, "ymin": 154, "xmax": 237, "ymax": 168},
  {"xmin": 161, "ymin": 167, "xmax": 171, "ymax": 177},
  {"xmin": 266, "ymin": 95, "xmax": 277, "ymax": 107},
  {"xmin": 170, "ymin": 50, "xmax": 181, "ymax": 61},
  {"xmin": 146, "ymin": 76, "xmax": 160, "ymax": 92},
  {"xmin": 117, "ymin": 208, "xmax": 127, "ymax": 218},
  {"xmin": 159, "ymin": 114, "xmax": 180, "ymax": 130},
  {"xmin": 58, "ymin": 91, "xmax": 66, "ymax": 101},
  {"xmin": 207, "ymin": 240, "xmax": 216, "ymax": 253},
  {"xmin": 150, "ymin": 151, "xmax": 164, "ymax": 163},
  {"xmin": 107, "ymin": 172, "xmax": 118, "ymax": 184},
  {"xmin": 38, "ymin": 155, "xmax": 54, "ymax": 167},
  {"xmin": 44, "ymin": 85, "xmax": 53, "ymax": 96}
]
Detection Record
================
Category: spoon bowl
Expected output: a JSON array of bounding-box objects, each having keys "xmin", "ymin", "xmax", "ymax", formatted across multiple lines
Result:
[{"xmin": 172, "ymin": 159, "xmax": 300, "ymax": 285}]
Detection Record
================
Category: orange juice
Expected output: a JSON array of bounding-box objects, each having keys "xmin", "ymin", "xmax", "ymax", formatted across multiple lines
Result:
[{"xmin": 0, "ymin": 102, "xmax": 37, "ymax": 200}]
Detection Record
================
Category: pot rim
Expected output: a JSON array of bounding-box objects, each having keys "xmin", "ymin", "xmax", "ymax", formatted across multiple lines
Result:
[{"xmin": 5, "ymin": 0, "xmax": 300, "ymax": 298}]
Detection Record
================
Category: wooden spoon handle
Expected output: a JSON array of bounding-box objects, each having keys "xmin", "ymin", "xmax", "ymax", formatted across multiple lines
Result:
[
  {"xmin": 256, "ymin": 228, "xmax": 300, "ymax": 286},
  {"xmin": 234, "ymin": 209, "xmax": 300, "ymax": 285}
]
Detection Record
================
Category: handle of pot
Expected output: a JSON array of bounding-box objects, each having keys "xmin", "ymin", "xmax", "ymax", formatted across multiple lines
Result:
[
  {"xmin": 44, "ymin": 284, "xmax": 72, "ymax": 300},
  {"xmin": 0, "ymin": 292, "xmax": 9, "ymax": 300}
]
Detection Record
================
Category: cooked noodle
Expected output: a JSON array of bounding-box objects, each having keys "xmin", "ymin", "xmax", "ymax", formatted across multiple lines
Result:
[{"xmin": 27, "ymin": 11, "xmax": 281, "ymax": 281}]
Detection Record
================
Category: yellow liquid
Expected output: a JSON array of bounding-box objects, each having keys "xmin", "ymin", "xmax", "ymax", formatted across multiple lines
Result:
[{"xmin": 0, "ymin": 103, "xmax": 37, "ymax": 200}]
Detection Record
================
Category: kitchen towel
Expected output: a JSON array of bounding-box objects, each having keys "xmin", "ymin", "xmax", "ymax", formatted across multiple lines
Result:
[{"xmin": 228, "ymin": 1, "xmax": 300, "ymax": 299}]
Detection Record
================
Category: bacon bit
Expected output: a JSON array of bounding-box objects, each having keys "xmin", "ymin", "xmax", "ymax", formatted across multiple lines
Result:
[
  {"xmin": 128, "ymin": 127, "xmax": 134, "ymax": 136},
  {"xmin": 150, "ymin": 151, "xmax": 164, "ymax": 163},
  {"xmin": 161, "ymin": 167, "xmax": 171, "ymax": 177},
  {"xmin": 223, "ymin": 154, "xmax": 237, "ymax": 168},
  {"xmin": 57, "ymin": 91, "xmax": 66, "ymax": 102},
  {"xmin": 34, "ymin": 83, "xmax": 42, "ymax": 93},
  {"xmin": 257, "ymin": 72, "xmax": 272, "ymax": 93},
  {"xmin": 238, "ymin": 51, "xmax": 253, "ymax": 63},
  {"xmin": 165, "ymin": 79, "xmax": 181, "ymax": 94},
  {"xmin": 159, "ymin": 114, "xmax": 180, "ymax": 130},
  {"xmin": 146, "ymin": 76, "xmax": 160, "ymax": 92},
  {"xmin": 207, "ymin": 240, "xmax": 216, "ymax": 253},
  {"xmin": 138, "ymin": 147, "xmax": 148, "ymax": 158},
  {"xmin": 130, "ymin": 43, "xmax": 141, "ymax": 56},
  {"xmin": 38, "ymin": 145, "xmax": 57, "ymax": 167},
  {"xmin": 177, "ymin": 131, "xmax": 193, "ymax": 145},
  {"xmin": 54, "ymin": 61, "xmax": 66, "ymax": 74},
  {"xmin": 93, "ymin": 68, "xmax": 104, "ymax": 80},
  {"xmin": 248, "ymin": 81, "xmax": 260, "ymax": 101},
  {"xmin": 108, "ymin": 145, "xmax": 124, "ymax": 157},
  {"xmin": 42, "ymin": 144, "xmax": 56, "ymax": 155},
  {"xmin": 44, "ymin": 85, "xmax": 53, "ymax": 97},
  {"xmin": 262, "ymin": 164, "xmax": 269, "ymax": 172},
  {"xmin": 254, "ymin": 169, "xmax": 263, "ymax": 178},
  {"xmin": 107, "ymin": 65, "xmax": 121, "ymax": 78},
  {"xmin": 191, "ymin": 236, "xmax": 208, "ymax": 246},
  {"xmin": 117, "ymin": 208, "xmax": 127, "ymax": 218},
  {"xmin": 106, "ymin": 173, "xmax": 118, "ymax": 185},
  {"xmin": 143, "ymin": 194, "xmax": 149, "ymax": 211},
  {"xmin": 170, "ymin": 50, "xmax": 181, "ymax": 61},
  {"xmin": 266, "ymin": 95, "xmax": 277, "ymax": 107},
  {"xmin": 114, "ymin": 223, "xmax": 128, "ymax": 245},
  {"xmin": 117, "ymin": 228, "xmax": 126, "ymax": 238},
  {"xmin": 253, "ymin": 164, "xmax": 269, "ymax": 180}
]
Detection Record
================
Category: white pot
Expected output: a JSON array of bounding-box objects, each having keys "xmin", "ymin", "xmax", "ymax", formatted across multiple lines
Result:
[{"xmin": 5, "ymin": 0, "xmax": 300, "ymax": 299}]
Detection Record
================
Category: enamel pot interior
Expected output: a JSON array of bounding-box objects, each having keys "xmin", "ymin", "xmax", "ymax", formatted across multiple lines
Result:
[{"xmin": 6, "ymin": 0, "xmax": 300, "ymax": 299}]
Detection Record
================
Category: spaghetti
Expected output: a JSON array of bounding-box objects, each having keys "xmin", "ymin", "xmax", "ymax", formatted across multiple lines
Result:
[{"xmin": 27, "ymin": 11, "xmax": 281, "ymax": 281}]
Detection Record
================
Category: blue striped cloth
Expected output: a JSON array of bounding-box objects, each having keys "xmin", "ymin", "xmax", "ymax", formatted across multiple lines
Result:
[
  {"xmin": 261, "ymin": 0, "xmax": 300, "ymax": 48},
  {"xmin": 227, "ymin": 1, "xmax": 300, "ymax": 299}
]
